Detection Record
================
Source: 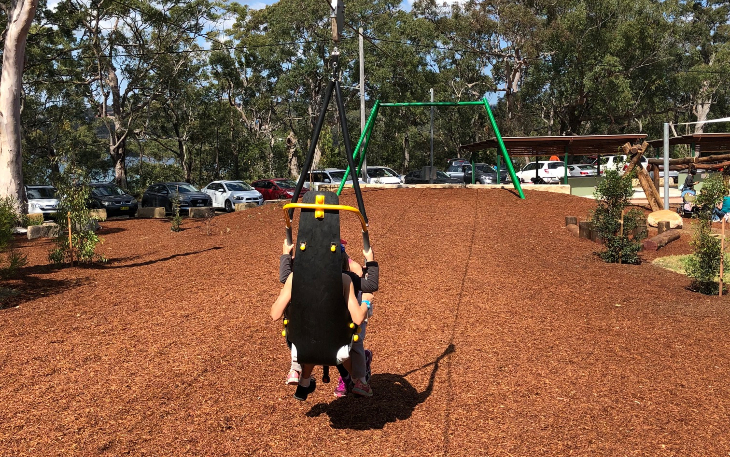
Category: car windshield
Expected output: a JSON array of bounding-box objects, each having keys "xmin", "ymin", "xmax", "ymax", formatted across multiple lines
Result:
[
  {"xmin": 370, "ymin": 167, "xmax": 398, "ymax": 178},
  {"xmin": 226, "ymin": 181, "xmax": 252, "ymax": 191},
  {"xmin": 91, "ymin": 185, "xmax": 126, "ymax": 197},
  {"xmin": 277, "ymin": 180, "xmax": 298, "ymax": 188},
  {"xmin": 475, "ymin": 164, "xmax": 492, "ymax": 172},
  {"xmin": 447, "ymin": 165, "xmax": 462, "ymax": 172},
  {"xmin": 169, "ymin": 183, "xmax": 199, "ymax": 193},
  {"xmin": 328, "ymin": 171, "xmax": 347, "ymax": 182},
  {"xmin": 27, "ymin": 187, "xmax": 56, "ymax": 199}
]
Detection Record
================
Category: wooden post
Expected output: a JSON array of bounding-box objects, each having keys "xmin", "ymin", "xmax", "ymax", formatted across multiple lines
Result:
[
  {"xmin": 565, "ymin": 216, "xmax": 578, "ymax": 226},
  {"xmin": 67, "ymin": 211, "xmax": 73, "ymax": 266},
  {"xmin": 657, "ymin": 221, "xmax": 670, "ymax": 234},
  {"xmin": 721, "ymin": 217, "xmax": 725, "ymax": 297}
]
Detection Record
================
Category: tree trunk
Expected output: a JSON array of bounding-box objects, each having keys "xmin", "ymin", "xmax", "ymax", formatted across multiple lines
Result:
[
  {"xmin": 0, "ymin": 0, "xmax": 39, "ymax": 209},
  {"xmin": 286, "ymin": 130, "xmax": 299, "ymax": 178}
]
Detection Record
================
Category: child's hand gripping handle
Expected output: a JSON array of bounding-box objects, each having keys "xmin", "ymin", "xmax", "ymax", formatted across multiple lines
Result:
[{"xmin": 362, "ymin": 231, "xmax": 370, "ymax": 252}]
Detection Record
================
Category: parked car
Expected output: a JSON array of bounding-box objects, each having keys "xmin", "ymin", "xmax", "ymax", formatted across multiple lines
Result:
[
  {"xmin": 251, "ymin": 178, "xmax": 308, "ymax": 201},
  {"xmin": 303, "ymin": 169, "xmax": 364, "ymax": 190},
  {"xmin": 404, "ymin": 169, "xmax": 461, "ymax": 184},
  {"xmin": 462, "ymin": 163, "xmax": 496, "ymax": 184},
  {"xmin": 202, "ymin": 180, "xmax": 263, "ymax": 212},
  {"xmin": 445, "ymin": 159, "xmax": 471, "ymax": 180},
  {"xmin": 567, "ymin": 164, "xmax": 598, "ymax": 177},
  {"xmin": 141, "ymin": 182, "xmax": 212, "ymax": 213},
  {"xmin": 593, "ymin": 155, "xmax": 646, "ymax": 174},
  {"xmin": 25, "ymin": 185, "xmax": 59, "ymax": 218},
  {"xmin": 88, "ymin": 183, "xmax": 138, "ymax": 217},
  {"xmin": 366, "ymin": 166, "xmax": 404, "ymax": 184},
  {"xmin": 515, "ymin": 161, "xmax": 566, "ymax": 184}
]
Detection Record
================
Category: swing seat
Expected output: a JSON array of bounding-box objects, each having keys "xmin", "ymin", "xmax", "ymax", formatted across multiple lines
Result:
[{"xmin": 285, "ymin": 191, "xmax": 354, "ymax": 366}]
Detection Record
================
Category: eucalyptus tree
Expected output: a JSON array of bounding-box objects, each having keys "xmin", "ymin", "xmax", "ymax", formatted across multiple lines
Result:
[
  {"xmin": 214, "ymin": 0, "xmax": 335, "ymax": 178},
  {"xmin": 0, "ymin": 0, "xmax": 39, "ymax": 206},
  {"xmin": 672, "ymin": 0, "xmax": 730, "ymax": 133},
  {"xmin": 22, "ymin": 0, "xmax": 107, "ymax": 184},
  {"xmin": 71, "ymin": 0, "xmax": 216, "ymax": 189}
]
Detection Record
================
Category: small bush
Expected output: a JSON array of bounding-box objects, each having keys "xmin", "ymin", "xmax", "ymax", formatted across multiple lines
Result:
[
  {"xmin": 591, "ymin": 167, "xmax": 646, "ymax": 264},
  {"xmin": 685, "ymin": 173, "xmax": 728, "ymax": 294},
  {"xmin": 0, "ymin": 197, "xmax": 28, "ymax": 278},
  {"xmin": 48, "ymin": 165, "xmax": 106, "ymax": 264}
]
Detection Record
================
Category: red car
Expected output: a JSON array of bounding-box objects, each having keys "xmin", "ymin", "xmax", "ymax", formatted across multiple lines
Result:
[{"xmin": 251, "ymin": 178, "xmax": 308, "ymax": 201}]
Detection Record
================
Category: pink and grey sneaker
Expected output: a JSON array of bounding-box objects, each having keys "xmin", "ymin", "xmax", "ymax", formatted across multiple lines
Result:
[
  {"xmin": 333, "ymin": 375, "xmax": 350, "ymax": 398},
  {"xmin": 352, "ymin": 379, "xmax": 373, "ymax": 397},
  {"xmin": 286, "ymin": 369, "xmax": 300, "ymax": 386}
]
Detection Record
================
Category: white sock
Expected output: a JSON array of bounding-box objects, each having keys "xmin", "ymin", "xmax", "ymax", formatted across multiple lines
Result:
[{"xmin": 299, "ymin": 377, "xmax": 311, "ymax": 388}]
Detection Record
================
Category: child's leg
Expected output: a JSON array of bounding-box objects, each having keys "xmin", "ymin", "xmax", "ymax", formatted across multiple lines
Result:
[
  {"xmin": 349, "ymin": 320, "xmax": 368, "ymax": 381},
  {"xmin": 294, "ymin": 364, "xmax": 316, "ymax": 401},
  {"xmin": 286, "ymin": 347, "xmax": 302, "ymax": 385}
]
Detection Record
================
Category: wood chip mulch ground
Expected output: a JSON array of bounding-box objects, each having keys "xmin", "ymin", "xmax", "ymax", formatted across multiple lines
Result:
[{"xmin": 1, "ymin": 187, "xmax": 729, "ymax": 456}]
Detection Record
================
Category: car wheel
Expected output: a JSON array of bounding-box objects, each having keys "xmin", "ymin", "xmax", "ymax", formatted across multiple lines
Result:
[{"xmin": 225, "ymin": 200, "xmax": 234, "ymax": 212}]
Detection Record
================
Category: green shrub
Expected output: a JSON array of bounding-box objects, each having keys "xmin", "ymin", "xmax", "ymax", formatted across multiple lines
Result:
[
  {"xmin": 48, "ymin": 165, "xmax": 106, "ymax": 264},
  {"xmin": 591, "ymin": 168, "xmax": 646, "ymax": 264},
  {"xmin": 0, "ymin": 197, "xmax": 28, "ymax": 278},
  {"xmin": 684, "ymin": 173, "xmax": 728, "ymax": 294}
]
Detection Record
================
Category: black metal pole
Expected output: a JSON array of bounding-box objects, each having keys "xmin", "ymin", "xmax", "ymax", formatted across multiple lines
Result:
[
  {"xmin": 335, "ymin": 79, "xmax": 369, "ymax": 225},
  {"xmin": 289, "ymin": 78, "xmax": 336, "ymax": 219}
]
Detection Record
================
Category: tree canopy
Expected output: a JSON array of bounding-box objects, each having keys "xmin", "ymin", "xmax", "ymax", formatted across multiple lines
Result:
[{"xmin": 3, "ymin": 0, "xmax": 728, "ymax": 196}]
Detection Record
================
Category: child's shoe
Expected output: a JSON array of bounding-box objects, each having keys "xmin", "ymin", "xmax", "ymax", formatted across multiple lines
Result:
[
  {"xmin": 333, "ymin": 375, "xmax": 350, "ymax": 398},
  {"xmin": 294, "ymin": 379, "xmax": 316, "ymax": 401},
  {"xmin": 352, "ymin": 379, "xmax": 373, "ymax": 397},
  {"xmin": 286, "ymin": 369, "xmax": 300, "ymax": 386}
]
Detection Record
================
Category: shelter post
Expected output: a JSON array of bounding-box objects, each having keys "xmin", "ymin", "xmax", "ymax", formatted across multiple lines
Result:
[{"xmin": 664, "ymin": 123, "xmax": 670, "ymax": 210}]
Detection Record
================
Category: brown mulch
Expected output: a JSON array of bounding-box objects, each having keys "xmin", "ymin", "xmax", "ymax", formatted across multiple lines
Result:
[{"xmin": 1, "ymin": 188, "xmax": 729, "ymax": 456}]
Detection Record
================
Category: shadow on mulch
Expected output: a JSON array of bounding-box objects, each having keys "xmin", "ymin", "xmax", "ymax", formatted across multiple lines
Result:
[
  {"xmin": 307, "ymin": 344, "xmax": 455, "ymax": 430},
  {"xmin": 0, "ymin": 274, "xmax": 87, "ymax": 310},
  {"xmin": 91, "ymin": 246, "xmax": 224, "ymax": 269}
]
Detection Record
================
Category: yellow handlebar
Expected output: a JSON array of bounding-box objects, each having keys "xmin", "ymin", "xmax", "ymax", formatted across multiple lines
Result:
[{"xmin": 282, "ymin": 203, "xmax": 369, "ymax": 233}]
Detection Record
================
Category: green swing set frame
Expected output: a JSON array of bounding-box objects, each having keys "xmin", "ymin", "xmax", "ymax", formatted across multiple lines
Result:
[{"xmin": 334, "ymin": 98, "xmax": 525, "ymax": 199}]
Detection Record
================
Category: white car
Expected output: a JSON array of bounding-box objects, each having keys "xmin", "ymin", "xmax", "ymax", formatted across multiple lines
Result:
[
  {"xmin": 304, "ymin": 169, "xmax": 365, "ymax": 190},
  {"xmin": 366, "ymin": 166, "xmax": 404, "ymax": 184},
  {"xmin": 515, "ymin": 161, "xmax": 565, "ymax": 184},
  {"xmin": 202, "ymin": 180, "xmax": 263, "ymax": 212},
  {"xmin": 567, "ymin": 164, "xmax": 598, "ymax": 177},
  {"xmin": 25, "ymin": 185, "xmax": 59, "ymax": 218}
]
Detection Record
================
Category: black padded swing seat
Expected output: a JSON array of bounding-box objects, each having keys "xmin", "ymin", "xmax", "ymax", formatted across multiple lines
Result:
[{"xmin": 286, "ymin": 191, "xmax": 354, "ymax": 366}]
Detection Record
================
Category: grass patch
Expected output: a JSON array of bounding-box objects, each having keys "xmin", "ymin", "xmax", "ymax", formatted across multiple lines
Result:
[
  {"xmin": 652, "ymin": 255, "xmax": 689, "ymax": 275},
  {"xmin": 653, "ymin": 253, "xmax": 730, "ymax": 284}
]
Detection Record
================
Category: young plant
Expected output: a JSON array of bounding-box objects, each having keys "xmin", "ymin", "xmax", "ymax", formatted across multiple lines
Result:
[
  {"xmin": 591, "ymin": 167, "xmax": 646, "ymax": 264},
  {"xmin": 48, "ymin": 165, "xmax": 105, "ymax": 264},
  {"xmin": 170, "ymin": 189, "xmax": 183, "ymax": 232},
  {"xmin": 684, "ymin": 173, "xmax": 728, "ymax": 294}
]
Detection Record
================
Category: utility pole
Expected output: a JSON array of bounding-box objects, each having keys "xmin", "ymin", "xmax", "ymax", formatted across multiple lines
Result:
[
  {"xmin": 430, "ymin": 88, "xmax": 434, "ymax": 184},
  {"xmin": 360, "ymin": 27, "xmax": 367, "ymax": 182}
]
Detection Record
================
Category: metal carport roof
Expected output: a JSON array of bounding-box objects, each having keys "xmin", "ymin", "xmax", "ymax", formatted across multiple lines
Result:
[{"xmin": 460, "ymin": 134, "xmax": 647, "ymax": 156}]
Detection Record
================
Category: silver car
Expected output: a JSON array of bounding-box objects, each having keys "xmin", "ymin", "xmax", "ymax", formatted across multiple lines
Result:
[{"xmin": 26, "ymin": 185, "xmax": 59, "ymax": 218}]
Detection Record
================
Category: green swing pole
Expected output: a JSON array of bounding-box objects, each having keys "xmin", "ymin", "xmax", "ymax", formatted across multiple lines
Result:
[
  {"xmin": 337, "ymin": 100, "xmax": 380, "ymax": 195},
  {"xmin": 482, "ymin": 97, "xmax": 524, "ymax": 199}
]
